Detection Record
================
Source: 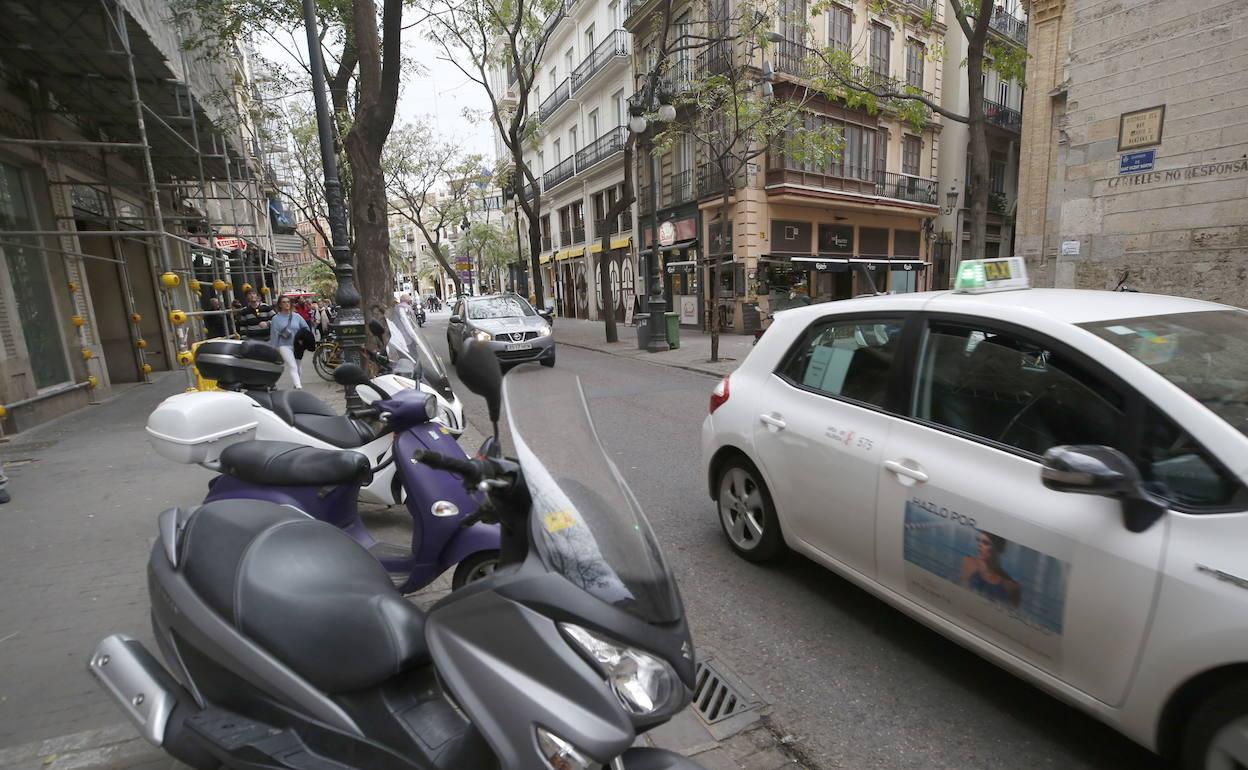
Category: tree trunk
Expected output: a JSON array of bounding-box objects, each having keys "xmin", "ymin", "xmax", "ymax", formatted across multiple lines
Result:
[
  {"xmin": 966, "ymin": 5, "xmax": 991, "ymax": 261},
  {"xmin": 710, "ymin": 193, "xmax": 731, "ymax": 363},
  {"xmin": 527, "ymin": 206, "xmax": 545, "ymax": 309},
  {"xmin": 596, "ymin": 143, "xmax": 635, "ymax": 344},
  {"xmin": 346, "ymin": 140, "xmax": 394, "ymax": 322},
  {"xmin": 434, "ymin": 242, "xmax": 463, "ymax": 296}
]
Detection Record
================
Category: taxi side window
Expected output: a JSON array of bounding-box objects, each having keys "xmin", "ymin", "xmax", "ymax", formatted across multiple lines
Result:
[
  {"xmin": 1138, "ymin": 406, "xmax": 1248, "ymax": 510},
  {"xmin": 778, "ymin": 318, "xmax": 905, "ymax": 408},
  {"xmin": 913, "ymin": 323, "xmax": 1125, "ymax": 456}
]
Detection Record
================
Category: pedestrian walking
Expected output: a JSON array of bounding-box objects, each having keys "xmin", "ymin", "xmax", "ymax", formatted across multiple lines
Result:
[
  {"xmin": 0, "ymin": 465, "xmax": 9, "ymax": 504},
  {"xmin": 235, "ymin": 290, "xmax": 274, "ymax": 339},
  {"xmin": 270, "ymin": 295, "xmax": 310, "ymax": 389},
  {"xmin": 294, "ymin": 299, "xmax": 313, "ymax": 323},
  {"xmin": 315, "ymin": 301, "xmax": 334, "ymax": 339}
]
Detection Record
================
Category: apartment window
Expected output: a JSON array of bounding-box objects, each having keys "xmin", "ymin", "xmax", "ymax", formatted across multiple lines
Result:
[
  {"xmin": 585, "ymin": 24, "xmax": 595, "ymax": 51},
  {"xmin": 779, "ymin": 0, "xmax": 806, "ymax": 42},
  {"xmin": 613, "ymin": 89, "xmax": 625, "ymax": 126},
  {"xmin": 827, "ymin": 5, "xmax": 851, "ymax": 52},
  {"xmin": 588, "ymin": 109, "xmax": 599, "ymax": 138},
  {"xmin": 998, "ymin": 80, "xmax": 1010, "ymax": 106},
  {"xmin": 990, "ymin": 153, "xmax": 1006, "ymax": 194},
  {"xmin": 906, "ymin": 40, "xmax": 925, "ymax": 90},
  {"xmin": 565, "ymin": 48, "xmax": 574, "ymax": 78},
  {"xmin": 553, "ymin": 139, "xmax": 561, "ymax": 163},
  {"xmin": 870, "ymin": 23, "xmax": 890, "ymax": 77},
  {"xmin": 875, "ymin": 129, "xmax": 888, "ymax": 180},
  {"xmin": 559, "ymin": 206, "xmax": 571, "ymax": 235},
  {"xmin": 902, "ymin": 135, "xmax": 922, "ymax": 176},
  {"xmin": 843, "ymin": 123, "xmax": 875, "ymax": 179},
  {"xmin": 538, "ymin": 151, "xmax": 545, "ymax": 174},
  {"xmin": 679, "ymin": 134, "xmax": 694, "ymax": 174},
  {"xmin": 569, "ymin": 125, "xmax": 578, "ymax": 154},
  {"xmin": 609, "ymin": 0, "xmax": 620, "ymax": 28},
  {"xmin": 550, "ymin": 69, "xmax": 557, "ymax": 90}
]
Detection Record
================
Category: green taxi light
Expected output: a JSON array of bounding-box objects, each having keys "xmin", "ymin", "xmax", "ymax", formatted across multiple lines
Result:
[{"xmin": 953, "ymin": 257, "xmax": 1029, "ymax": 294}]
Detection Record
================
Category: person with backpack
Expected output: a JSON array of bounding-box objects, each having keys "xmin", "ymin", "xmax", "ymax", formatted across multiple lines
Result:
[{"xmin": 270, "ymin": 295, "xmax": 311, "ymax": 389}]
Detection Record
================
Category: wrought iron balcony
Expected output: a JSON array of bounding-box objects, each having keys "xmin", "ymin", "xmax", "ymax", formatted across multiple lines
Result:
[
  {"xmin": 989, "ymin": 8, "xmax": 1028, "ymax": 46},
  {"xmin": 696, "ymin": 42, "xmax": 732, "ymax": 78},
  {"xmin": 766, "ymin": 158, "xmax": 937, "ymax": 206},
  {"xmin": 668, "ymin": 169, "xmax": 694, "ymax": 206},
  {"xmin": 874, "ymin": 171, "xmax": 937, "ymax": 205},
  {"xmin": 560, "ymin": 229, "xmax": 574, "ymax": 247},
  {"xmin": 698, "ymin": 162, "xmax": 728, "ymax": 197},
  {"xmin": 571, "ymin": 225, "xmax": 586, "ymax": 244},
  {"xmin": 983, "ymin": 99, "xmax": 1022, "ymax": 132},
  {"xmin": 576, "ymin": 127, "xmax": 627, "ymax": 172},
  {"xmin": 539, "ymin": 78, "xmax": 572, "ymax": 123},
  {"xmin": 572, "ymin": 30, "xmax": 628, "ymax": 94},
  {"xmin": 541, "ymin": 234, "xmax": 553, "ymax": 250},
  {"xmin": 543, "ymin": 156, "xmax": 576, "ymax": 189}
]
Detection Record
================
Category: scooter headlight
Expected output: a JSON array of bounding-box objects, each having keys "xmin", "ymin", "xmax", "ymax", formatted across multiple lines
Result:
[
  {"xmin": 560, "ymin": 623, "xmax": 675, "ymax": 715},
  {"xmin": 536, "ymin": 728, "xmax": 594, "ymax": 770}
]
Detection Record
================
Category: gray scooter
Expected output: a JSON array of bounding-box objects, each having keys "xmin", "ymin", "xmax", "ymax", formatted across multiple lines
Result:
[{"xmin": 87, "ymin": 342, "xmax": 707, "ymax": 770}]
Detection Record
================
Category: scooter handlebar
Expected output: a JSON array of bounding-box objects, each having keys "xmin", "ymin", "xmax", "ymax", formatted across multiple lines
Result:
[{"xmin": 413, "ymin": 450, "xmax": 487, "ymax": 483}]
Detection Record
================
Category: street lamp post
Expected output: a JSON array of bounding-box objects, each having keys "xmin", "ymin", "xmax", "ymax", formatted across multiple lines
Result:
[
  {"xmin": 510, "ymin": 192, "xmax": 523, "ymax": 294},
  {"xmin": 301, "ymin": 0, "xmax": 363, "ymax": 401},
  {"xmin": 944, "ymin": 184, "xmax": 962, "ymax": 288},
  {"xmin": 630, "ymin": 102, "xmax": 677, "ymax": 353}
]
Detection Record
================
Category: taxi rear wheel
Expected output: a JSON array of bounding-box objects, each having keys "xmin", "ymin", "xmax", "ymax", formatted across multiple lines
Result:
[
  {"xmin": 1183, "ymin": 680, "xmax": 1248, "ymax": 770},
  {"xmin": 716, "ymin": 460, "xmax": 783, "ymax": 562}
]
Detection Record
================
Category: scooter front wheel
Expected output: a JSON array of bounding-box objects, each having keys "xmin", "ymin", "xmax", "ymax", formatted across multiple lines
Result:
[{"xmin": 452, "ymin": 550, "xmax": 499, "ymax": 589}]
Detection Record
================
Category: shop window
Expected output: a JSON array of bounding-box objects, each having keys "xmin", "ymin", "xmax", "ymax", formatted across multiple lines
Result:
[{"xmin": 1, "ymin": 162, "xmax": 70, "ymax": 388}]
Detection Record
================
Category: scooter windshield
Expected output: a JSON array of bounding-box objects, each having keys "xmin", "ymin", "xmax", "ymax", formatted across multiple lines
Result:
[
  {"xmin": 385, "ymin": 306, "xmax": 450, "ymax": 384},
  {"xmin": 504, "ymin": 366, "xmax": 683, "ymax": 625}
]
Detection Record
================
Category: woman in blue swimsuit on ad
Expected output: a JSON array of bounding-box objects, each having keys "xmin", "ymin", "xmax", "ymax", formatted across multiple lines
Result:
[{"xmin": 961, "ymin": 530, "xmax": 1022, "ymax": 608}]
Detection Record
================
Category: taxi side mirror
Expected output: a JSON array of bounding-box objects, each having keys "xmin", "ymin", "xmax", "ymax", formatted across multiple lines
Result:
[{"xmin": 1041, "ymin": 445, "xmax": 1166, "ymax": 533}]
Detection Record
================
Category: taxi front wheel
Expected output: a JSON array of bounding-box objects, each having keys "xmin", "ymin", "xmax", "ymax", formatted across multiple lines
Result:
[
  {"xmin": 716, "ymin": 460, "xmax": 783, "ymax": 562},
  {"xmin": 1183, "ymin": 679, "xmax": 1248, "ymax": 770}
]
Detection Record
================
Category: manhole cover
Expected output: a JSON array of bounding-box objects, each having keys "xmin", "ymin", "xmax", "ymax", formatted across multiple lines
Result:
[{"xmin": 692, "ymin": 659, "xmax": 753, "ymax": 724}]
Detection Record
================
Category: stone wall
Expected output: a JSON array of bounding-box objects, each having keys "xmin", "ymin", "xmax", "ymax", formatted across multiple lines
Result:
[{"xmin": 1017, "ymin": 0, "xmax": 1248, "ymax": 305}]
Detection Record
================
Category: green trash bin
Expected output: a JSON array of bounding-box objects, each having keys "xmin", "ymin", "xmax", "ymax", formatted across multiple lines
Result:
[{"xmin": 665, "ymin": 312, "xmax": 680, "ymax": 350}]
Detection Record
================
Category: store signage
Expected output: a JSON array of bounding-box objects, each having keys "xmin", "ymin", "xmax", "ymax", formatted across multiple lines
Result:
[{"xmin": 658, "ymin": 221, "xmax": 676, "ymax": 247}]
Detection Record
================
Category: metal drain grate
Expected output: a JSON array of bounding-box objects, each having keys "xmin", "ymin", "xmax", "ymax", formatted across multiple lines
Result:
[{"xmin": 692, "ymin": 660, "xmax": 751, "ymax": 724}]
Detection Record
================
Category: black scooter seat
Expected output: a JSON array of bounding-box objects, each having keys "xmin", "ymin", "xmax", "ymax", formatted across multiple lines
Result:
[
  {"xmin": 180, "ymin": 499, "xmax": 428, "ymax": 694},
  {"xmin": 219, "ymin": 441, "xmax": 372, "ymax": 487},
  {"xmin": 246, "ymin": 389, "xmax": 377, "ymax": 448}
]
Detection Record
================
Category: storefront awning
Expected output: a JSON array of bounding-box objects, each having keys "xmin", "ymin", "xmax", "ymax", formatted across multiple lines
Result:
[
  {"xmin": 539, "ymin": 251, "xmax": 555, "ymax": 265},
  {"xmin": 665, "ymin": 260, "xmax": 697, "ymax": 274},
  {"xmin": 639, "ymin": 238, "xmax": 697, "ymax": 258},
  {"xmin": 767, "ymin": 255, "xmax": 929, "ymax": 272},
  {"xmin": 556, "ymin": 248, "xmax": 584, "ymax": 261}
]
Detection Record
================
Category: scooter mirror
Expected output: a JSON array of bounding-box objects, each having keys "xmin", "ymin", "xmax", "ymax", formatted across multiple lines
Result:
[
  {"xmin": 458, "ymin": 341, "xmax": 502, "ymax": 427},
  {"xmin": 367, "ymin": 319, "xmax": 386, "ymax": 338},
  {"xmin": 333, "ymin": 363, "xmax": 370, "ymax": 387}
]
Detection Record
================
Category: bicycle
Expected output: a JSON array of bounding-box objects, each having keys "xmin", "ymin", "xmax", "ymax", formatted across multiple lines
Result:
[{"xmin": 312, "ymin": 332, "xmax": 343, "ymax": 381}]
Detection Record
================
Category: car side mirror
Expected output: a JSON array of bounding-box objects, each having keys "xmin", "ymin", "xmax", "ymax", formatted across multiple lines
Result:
[
  {"xmin": 449, "ymin": 314, "xmax": 462, "ymax": 324},
  {"xmin": 333, "ymin": 363, "xmax": 370, "ymax": 387},
  {"xmin": 1041, "ymin": 445, "xmax": 1166, "ymax": 533},
  {"xmin": 458, "ymin": 341, "xmax": 503, "ymax": 430},
  {"xmin": 367, "ymin": 319, "xmax": 386, "ymax": 338}
]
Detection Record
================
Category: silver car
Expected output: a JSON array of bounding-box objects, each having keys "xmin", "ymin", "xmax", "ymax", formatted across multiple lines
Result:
[{"xmin": 447, "ymin": 293, "xmax": 556, "ymax": 368}]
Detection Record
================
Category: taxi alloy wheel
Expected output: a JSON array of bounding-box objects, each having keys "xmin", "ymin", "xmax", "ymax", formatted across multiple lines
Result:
[
  {"xmin": 1184, "ymin": 680, "xmax": 1248, "ymax": 770},
  {"xmin": 717, "ymin": 461, "xmax": 782, "ymax": 562}
]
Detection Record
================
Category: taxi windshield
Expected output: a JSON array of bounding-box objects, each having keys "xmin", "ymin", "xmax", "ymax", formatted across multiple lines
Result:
[
  {"xmin": 385, "ymin": 305, "xmax": 448, "ymax": 380},
  {"xmin": 502, "ymin": 366, "xmax": 682, "ymax": 625},
  {"xmin": 1080, "ymin": 310, "xmax": 1248, "ymax": 437}
]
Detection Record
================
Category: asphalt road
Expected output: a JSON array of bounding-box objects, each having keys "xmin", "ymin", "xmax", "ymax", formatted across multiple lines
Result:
[{"xmin": 424, "ymin": 310, "xmax": 1163, "ymax": 770}]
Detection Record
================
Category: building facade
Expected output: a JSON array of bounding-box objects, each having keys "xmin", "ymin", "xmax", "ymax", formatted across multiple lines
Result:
[
  {"xmin": 932, "ymin": 0, "xmax": 1027, "ymax": 289},
  {"xmin": 1017, "ymin": 0, "xmax": 1248, "ymax": 304},
  {"xmin": 508, "ymin": 0, "xmax": 636, "ymax": 321},
  {"xmin": 0, "ymin": 0, "xmax": 279, "ymax": 433}
]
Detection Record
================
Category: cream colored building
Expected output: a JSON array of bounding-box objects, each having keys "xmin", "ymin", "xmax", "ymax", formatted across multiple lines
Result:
[{"xmin": 1017, "ymin": 0, "xmax": 1248, "ymax": 304}]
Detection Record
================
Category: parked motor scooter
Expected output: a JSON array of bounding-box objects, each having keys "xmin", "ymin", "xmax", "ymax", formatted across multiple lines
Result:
[
  {"xmin": 89, "ymin": 343, "xmax": 707, "ymax": 770},
  {"xmin": 203, "ymin": 359, "xmax": 498, "ymax": 591}
]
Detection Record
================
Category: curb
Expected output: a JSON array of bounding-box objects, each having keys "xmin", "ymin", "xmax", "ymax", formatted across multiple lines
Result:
[{"xmin": 555, "ymin": 338, "xmax": 733, "ymax": 379}]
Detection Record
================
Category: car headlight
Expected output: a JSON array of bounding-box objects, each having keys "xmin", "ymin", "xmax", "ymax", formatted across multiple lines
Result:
[
  {"xmin": 537, "ymin": 323, "xmax": 552, "ymax": 337},
  {"xmin": 536, "ymin": 728, "xmax": 594, "ymax": 770},
  {"xmin": 473, "ymin": 330, "xmax": 492, "ymax": 343},
  {"xmin": 560, "ymin": 623, "xmax": 675, "ymax": 715}
]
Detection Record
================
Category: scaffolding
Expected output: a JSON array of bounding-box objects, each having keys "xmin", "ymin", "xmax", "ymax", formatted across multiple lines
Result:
[{"xmin": 0, "ymin": 0, "xmax": 285, "ymax": 402}]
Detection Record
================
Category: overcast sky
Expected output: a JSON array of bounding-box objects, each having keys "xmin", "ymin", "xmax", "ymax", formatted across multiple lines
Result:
[{"xmin": 257, "ymin": 25, "xmax": 498, "ymax": 165}]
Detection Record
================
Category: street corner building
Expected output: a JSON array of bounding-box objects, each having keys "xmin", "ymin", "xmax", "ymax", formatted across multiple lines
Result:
[
  {"xmin": 1017, "ymin": 0, "xmax": 1248, "ymax": 305},
  {"xmin": 0, "ymin": 0, "xmax": 297, "ymax": 434}
]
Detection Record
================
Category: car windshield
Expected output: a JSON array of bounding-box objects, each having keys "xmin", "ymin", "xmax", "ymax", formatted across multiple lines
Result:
[
  {"xmin": 469, "ymin": 296, "xmax": 534, "ymax": 320},
  {"xmin": 1079, "ymin": 309, "xmax": 1248, "ymax": 438},
  {"xmin": 385, "ymin": 305, "xmax": 448, "ymax": 380},
  {"xmin": 503, "ymin": 366, "xmax": 683, "ymax": 625}
]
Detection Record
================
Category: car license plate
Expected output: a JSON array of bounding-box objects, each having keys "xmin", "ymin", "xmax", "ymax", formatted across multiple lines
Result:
[{"xmin": 505, "ymin": 342, "xmax": 533, "ymax": 351}]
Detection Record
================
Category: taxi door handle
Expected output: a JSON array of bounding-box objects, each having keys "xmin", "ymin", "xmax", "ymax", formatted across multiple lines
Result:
[
  {"xmin": 759, "ymin": 414, "xmax": 787, "ymax": 431},
  {"xmin": 884, "ymin": 459, "xmax": 928, "ymax": 483}
]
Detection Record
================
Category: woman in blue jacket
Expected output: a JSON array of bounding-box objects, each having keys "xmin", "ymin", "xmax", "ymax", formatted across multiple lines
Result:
[{"xmin": 270, "ymin": 295, "xmax": 311, "ymax": 389}]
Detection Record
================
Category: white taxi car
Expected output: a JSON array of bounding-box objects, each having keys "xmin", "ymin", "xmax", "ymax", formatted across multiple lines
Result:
[{"xmin": 701, "ymin": 258, "xmax": 1247, "ymax": 770}]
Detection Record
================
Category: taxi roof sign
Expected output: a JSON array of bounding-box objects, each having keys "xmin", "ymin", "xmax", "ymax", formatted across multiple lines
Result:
[{"xmin": 953, "ymin": 257, "xmax": 1029, "ymax": 294}]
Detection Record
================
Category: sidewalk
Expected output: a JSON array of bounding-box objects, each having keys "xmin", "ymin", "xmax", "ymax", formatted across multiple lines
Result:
[{"xmin": 552, "ymin": 316, "xmax": 754, "ymax": 378}]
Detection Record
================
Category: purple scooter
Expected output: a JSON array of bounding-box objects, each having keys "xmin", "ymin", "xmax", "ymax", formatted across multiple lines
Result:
[{"xmin": 203, "ymin": 363, "xmax": 500, "ymax": 591}]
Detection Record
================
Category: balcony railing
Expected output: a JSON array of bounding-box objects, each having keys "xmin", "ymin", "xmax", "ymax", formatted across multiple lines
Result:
[
  {"xmin": 767, "ymin": 160, "xmax": 937, "ymax": 205},
  {"xmin": 638, "ymin": 184, "xmax": 653, "ymax": 214},
  {"xmin": 595, "ymin": 212, "xmax": 630, "ymax": 237},
  {"xmin": 541, "ymin": 234, "xmax": 553, "ymax": 250},
  {"xmin": 576, "ymin": 126, "xmax": 627, "ymax": 172},
  {"xmin": 696, "ymin": 42, "xmax": 732, "ymax": 78},
  {"xmin": 989, "ymin": 8, "xmax": 1028, "ymax": 46},
  {"xmin": 772, "ymin": 40, "xmax": 931, "ymax": 100},
  {"xmin": 543, "ymin": 155, "xmax": 576, "ymax": 189},
  {"xmin": 875, "ymin": 171, "xmax": 937, "ymax": 205},
  {"xmin": 572, "ymin": 30, "xmax": 629, "ymax": 93},
  {"xmin": 983, "ymin": 99, "xmax": 1022, "ymax": 132},
  {"xmin": 560, "ymin": 229, "xmax": 574, "ymax": 247},
  {"xmin": 698, "ymin": 163, "xmax": 728, "ymax": 197},
  {"xmin": 668, "ymin": 169, "xmax": 694, "ymax": 206},
  {"xmin": 572, "ymin": 225, "xmax": 586, "ymax": 244},
  {"xmin": 539, "ymin": 78, "xmax": 572, "ymax": 123}
]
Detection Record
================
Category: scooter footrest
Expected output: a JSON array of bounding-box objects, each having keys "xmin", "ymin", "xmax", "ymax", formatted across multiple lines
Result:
[{"xmin": 186, "ymin": 709, "xmax": 348, "ymax": 769}]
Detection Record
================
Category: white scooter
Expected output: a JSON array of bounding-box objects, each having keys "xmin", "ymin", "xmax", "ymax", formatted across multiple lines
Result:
[{"xmin": 145, "ymin": 308, "xmax": 465, "ymax": 506}]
